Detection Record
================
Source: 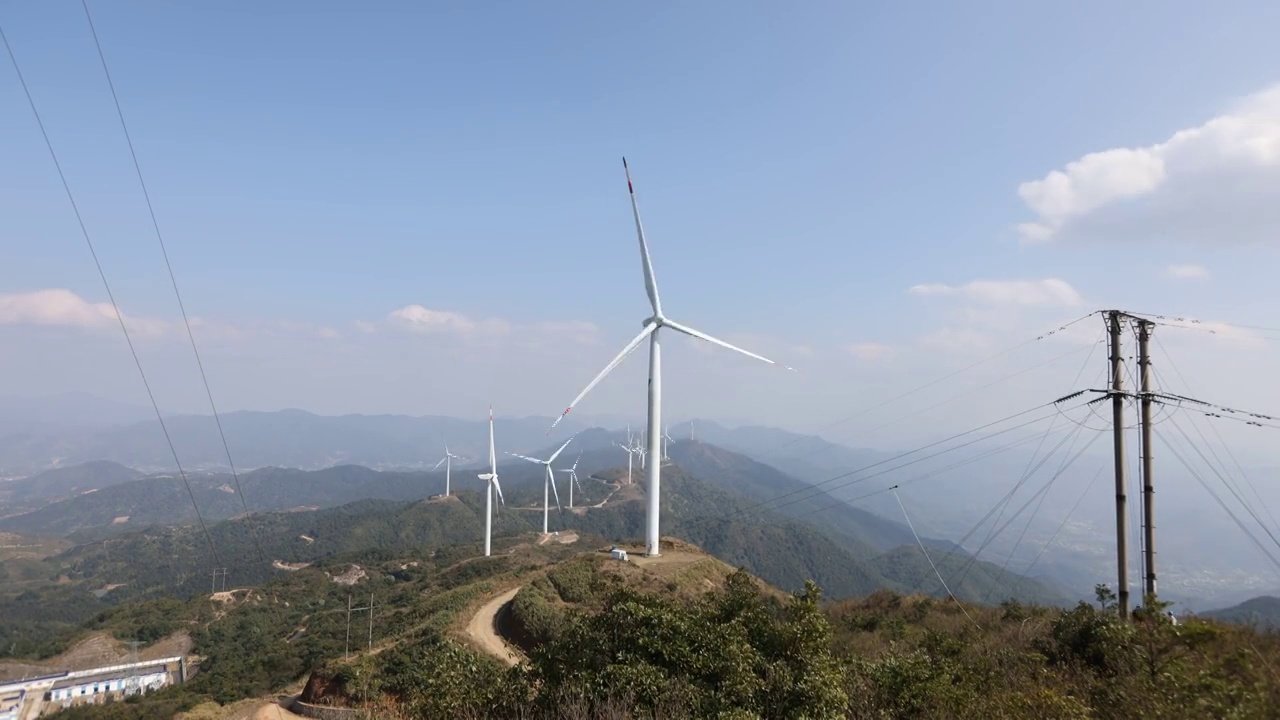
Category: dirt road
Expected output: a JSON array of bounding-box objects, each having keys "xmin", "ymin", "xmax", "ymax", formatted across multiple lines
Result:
[
  {"xmin": 252, "ymin": 701, "xmax": 305, "ymax": 720},
  {"xmin": 466, "ymin": 587, "xmax": 522, "ymax": 666}
]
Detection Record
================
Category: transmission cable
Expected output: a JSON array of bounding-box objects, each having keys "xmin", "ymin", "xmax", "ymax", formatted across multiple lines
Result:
[
  {"xmin": 689, "ymin": 399, "xmax": 1076, "ymax": 531},
  {"xmin": 980, "ymin": 426, "xmax": 1103, "ymax": 602},
  {"xmin": 677, "ymin": 396, "xmax": 1093, "ymax": 545},
  {"xmin": 755, "ymin": 311, "xmax": 1101, "ymax": 460},
  {"xmin": 891, "ymin": 488, "xmax": 980, "ymax": 627},
  {"xmin": 80, "ymin": 0, "xmax": 265, "ymax": 564},
  {"xmin": 942, "ymin": 419, "xmax": 1087, "ymax": 581},
  {"xmin": 947, "ymin": 420, "xmax": 1095, "ymax": 591},
  {"xmin": 1012, "ymin": 461, "xmax": 1106, "ymax": 598},
  {"xmin": 1167, "ymin": 414, "xmax": 1280, "ymax": 554},
  {"xmin": 1123, "ymin": 310, "xmax": 1280, "ymax": 338},
  {"xmin": 944, "ymin": 334, "xmax": 1100, "ymax": 583},
  {"xmin": 1152, "ymin": 333, "xmax": 1280, "ymax": 534},
  {"xmin": 2, "ymin": 24, "xmax": 221, "ymax": 568},
  {"xmin": 1157, "ymin": 428, "xmax": 1280, "ymax": 578}
]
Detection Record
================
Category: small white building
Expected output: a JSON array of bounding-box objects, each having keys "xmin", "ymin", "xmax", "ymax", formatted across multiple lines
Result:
[{"xmin": 610, "ymin": 547, "xmax": 628, "ymax": 561}]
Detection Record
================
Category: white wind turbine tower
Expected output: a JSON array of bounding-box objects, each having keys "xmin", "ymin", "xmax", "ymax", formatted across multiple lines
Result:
[
  {"xmin": 476, "ymin": 407, "xmax": 504, "ymax": 557},
  {"xmin": 432, "ymin": 443, "xmax": 466, "ymax": 497},
  {"xmin": 616, "ymin": 438, "xmax": 636, "ymax": 484},
  {"xmin": 550, "ymin": 158, "xmax": 792, "ymax": 556},
  {"xmin": 508, "ymin": 434, "xmax": 577, "ymax": 534},
  {"xmin": 558, "ymin": 452, "xmax": 584, "ymax": 509}
]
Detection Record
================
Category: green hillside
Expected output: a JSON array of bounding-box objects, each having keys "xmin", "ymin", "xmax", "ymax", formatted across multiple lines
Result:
[
  {"xmin": 0, "ymin": 456, "xmax": 1066, "ymax": 661},
  {"xmin": 26, "ymin": 541, "xmax": 1280, "ymax": 720},
  {"xmin": 1202, "ymin": 595, "xmax": 1280, "ymax": 627}
]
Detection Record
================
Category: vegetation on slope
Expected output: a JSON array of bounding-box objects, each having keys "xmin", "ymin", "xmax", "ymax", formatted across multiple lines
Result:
[
  {"xmin": 275, "ymin": 564, "xmax": 1280, "ymax": 718},
  {"xmin": 1203, "ymin": 595, "xmax": 1280, "ymax": 627}
]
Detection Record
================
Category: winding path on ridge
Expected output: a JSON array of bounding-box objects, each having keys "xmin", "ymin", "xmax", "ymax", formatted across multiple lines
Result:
[
  {"xmin": 466, "ymin": 586, "xmax": 523, "ymax": 666},
  {"xmin": 463, "ymin": 548, "xmax": 705, "ymax": 665}
]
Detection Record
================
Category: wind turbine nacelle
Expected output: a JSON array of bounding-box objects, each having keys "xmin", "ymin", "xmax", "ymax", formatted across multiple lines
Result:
[{"xmin": 478, "ymin": 473, "xmax": 495, "ymax": 480}]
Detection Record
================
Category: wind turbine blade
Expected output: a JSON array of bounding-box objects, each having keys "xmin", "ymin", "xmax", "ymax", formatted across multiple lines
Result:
[
  {"xmin": 572, "ymin": 451, "xmax": 582, "ymax": 471},
  {"xmin": 432, "ymin": 457, "xmax": 447, "ymax": 471},
  {"xmin": 573, "ymin": 471, "xmax": 583, "ymax": 493},
  {"xmin": 548, "ymin": 434, "xmax": 577, "ymax": 463},
  {"xmin": 548, "ymin": 468, "xmax": 562, "ymax": 511},
  {"xmin": 493, "ymin": 476, "xmax": 505, "ymax": 505},
  {"xmin": 507, "ymin": 453, "xmax": 546, "ymax": 465},
  {"xmin": 664, "ymin": 319, "xmax": 795, "ymax": 370},
  {"xmin": 623, "ymin": 158, "xmax": 662, "ymax": 317},
  {"xmin": 549, "ymin": 322, "xmax": 656, "ymax": 432}
]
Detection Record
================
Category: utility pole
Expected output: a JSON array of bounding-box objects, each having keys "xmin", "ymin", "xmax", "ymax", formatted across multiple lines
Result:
[
  {"xmin": 1138, "ymin": 319, "xmax": 1157, "ymax": 601},
  {"xmin": 210, "ymin": 568, "xmax": 227, "ymax": 594},
  {"xmin": 1108, "ymin": 310, "xmax": 1130, "ymax": 618},
  {"xmin": 345, "ymin": 594, "xmax": 375, "ymax": 658},
  {"xmin": 126, "ymin": 640, "xmax": 141, "ymax": 696}
]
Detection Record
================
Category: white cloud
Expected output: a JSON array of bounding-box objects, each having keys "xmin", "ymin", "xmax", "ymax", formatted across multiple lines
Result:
[
  {"xmin": 909, "ymin": 278, "xmax": 1083, "ymax": 307},
  {"xmin": 1164, "ymin": 264, "xmax": 1209, "ymax": 280},
  {"xmin": 0, "ymin": 289, "xmax": 168, "ymax": 337},
  {"xmin": 847, "ymin": 342, "xmax": 895, "ymax": 362},
  {"xmin": 1017, "ymin": 84, "xmax": 1280, "ymax": 244},
  {"xmin": 388, "ymin": 305, "xmax": 507, "ymax": 335},
  {"xmin": 381, "ymin": 305, "xmax": 598, "ymax": 346}
]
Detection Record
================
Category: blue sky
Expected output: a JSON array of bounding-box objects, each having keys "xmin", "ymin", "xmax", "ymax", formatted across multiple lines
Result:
[{"xmin": 3, "ymin": 1, "xmax": 1280, "ymax": 452}]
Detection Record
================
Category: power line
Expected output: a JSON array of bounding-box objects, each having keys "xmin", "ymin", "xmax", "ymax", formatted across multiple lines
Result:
[
  {"xmin": 948, "ymin": 420, "xmax": 1098, "ymax": 591},
  {"xmin": 981, "ymin": 426, "xmax": 1103, "ymax": 602},
  {"xmin": 1124, "ymin": 310, "xmax": 1280, "ymax": 337},
  {"xmin": 944, "ymin": 419, "xmax": 1087, "ymax": 586},
  {"xmin": 1157, "ymin": 428, "xmax": 1280, "ymax": 578},
  {"xmin": 755, "ymin": 311, "xmax": 1102, "ymax": 460},
  {"xmin": 79, "ymin": 0, "xmax": 264, "ymax": 564},
  {"xmin": 1012, "ymin": 461, "xmax": 1106, "ymax": 597},
  {"xmin": 1166, "ymin": 414, "xmax": 1280, "ymax": 555},
  {"xmin": 676, "ymin": 395, "xmax": 1096, "ymax": 546},
  {"xmin": 2, "ymin": 23, "xmax": 221, "ymax": 568},
  {"xmin": 892, "ymin": 488, "xmax": 979, "ymax": 627},
  {"xmin": 696, "ymin": 399, "xmax": 1079, "ymax": 530},
  {"xmin": 837, "ymin": 338, "xmax": 1101, "ymax": 444},
  {"xmin": 1152, "ymin": 333, "xmax": 1280, "ymax": 534}
]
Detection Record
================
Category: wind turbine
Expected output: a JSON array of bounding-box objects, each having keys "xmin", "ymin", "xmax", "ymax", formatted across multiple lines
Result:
[
  {"xmin": 508, "ymin": 434, "xmax": 577, "ymax": 534},
  {"xmin": 616, "ymin": 439, "xmax": 635, "ymax": 484},
  {"xmin": 662, "ymin": 424, "xmax": 673, "ymax": 461},
  {"xmin": 476, "ymin": 407, "xmax": 504, "ymax": 557},
  {"xmin": 431, "ymin": 443, "xmax": 466, "ymax": 497},
  {"xmin": 550, "ymin": 159, "xmax": 792, "ymax": 556},
  {"xmin": 558, "ymin": 452, "xmax": 584, "ymax": 508}
]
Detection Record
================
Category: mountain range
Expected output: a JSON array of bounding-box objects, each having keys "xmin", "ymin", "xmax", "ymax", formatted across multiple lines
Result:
[{"xmin": 2, "ymin": 398, "xmax": 1276, "ymax": 608}]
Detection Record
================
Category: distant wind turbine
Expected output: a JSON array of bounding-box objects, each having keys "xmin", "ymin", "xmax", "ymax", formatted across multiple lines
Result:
[
  {"xmin": 476, "ymin": 406, "xmax": 504, "ymax": 557},
  {"xmin": 616, "ymin": 438, "xmax": 636, "ymax": 484},
  {"xmin": 432, "ymin": 443, "xmax": 466, "ymax": 497},
  {"xmin": 558, "ymin": 452, "xmax": 584, "ymax": 508},
  {"xmin": 508, "ymin": 434, "xmax": 577, "ymax": 534},
  {"xmin": 662, "ymin": 424, "xmax": 673, "ymax": 461},
  {"xmin": 550, "ymin": 158, "xmax": 793, "ymax": 556}
]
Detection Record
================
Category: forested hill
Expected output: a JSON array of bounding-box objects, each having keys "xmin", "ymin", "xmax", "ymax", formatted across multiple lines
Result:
[{"xmin": 1203, "ymin": 596, "xmax": 1280, "ymax": 627}]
